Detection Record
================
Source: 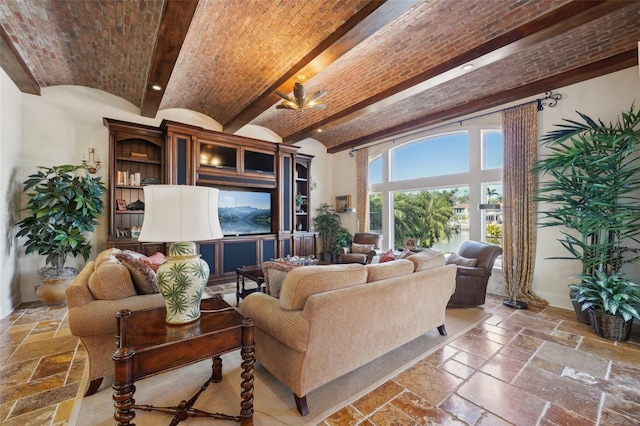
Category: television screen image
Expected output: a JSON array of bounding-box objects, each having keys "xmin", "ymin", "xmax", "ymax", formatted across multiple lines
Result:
[{"xmin": 218, "ymin": 190, "xmax": 272, "ymax": 236}]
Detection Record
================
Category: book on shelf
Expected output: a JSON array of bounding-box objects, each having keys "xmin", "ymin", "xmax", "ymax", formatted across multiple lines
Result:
[
  {"xmin": 130, "ymin": 152, "xmax": 148, "ymax": 159},
  {"xmin": 117, "ymin": 171, "xmax": 141, "ymax": 186}
]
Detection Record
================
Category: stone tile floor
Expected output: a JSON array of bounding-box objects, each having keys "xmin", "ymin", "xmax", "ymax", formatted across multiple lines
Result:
[{"xmin": 1, "ymin": 291, "xmax": 638, "ymax": 425}]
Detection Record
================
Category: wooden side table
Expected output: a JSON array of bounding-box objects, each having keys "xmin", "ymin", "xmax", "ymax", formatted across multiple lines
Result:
[
  {"xmin": 112, "ymin": 295, "xmax": 254, "ymax": 425},
  {"xmin": 236, "ymin": 265, "xmax": 265, "ymax": 305}
]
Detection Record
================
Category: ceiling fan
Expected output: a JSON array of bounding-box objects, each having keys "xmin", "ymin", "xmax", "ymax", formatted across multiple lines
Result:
[{"xmin": 275, "ymin": 80, "xmax": 327, "ymax": 111}]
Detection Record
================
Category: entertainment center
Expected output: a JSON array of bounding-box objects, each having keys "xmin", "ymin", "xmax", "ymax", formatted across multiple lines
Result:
[{"xmin": 104, "ymin": 118, "xmax": 317, "ymax": 284}]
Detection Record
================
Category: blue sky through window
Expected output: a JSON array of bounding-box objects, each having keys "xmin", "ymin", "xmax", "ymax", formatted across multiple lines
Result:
[
  {"xmin": 484, "ymin": 131, "xmax": 503, "ymax": 169},
  {"xmin": 391, "ymin": 133, "xmax": 469, "ymax": 181}
]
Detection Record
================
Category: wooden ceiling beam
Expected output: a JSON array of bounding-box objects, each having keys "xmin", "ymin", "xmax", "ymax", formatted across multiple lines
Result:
[
  {"xmin": 223, "ymin": 0, "xmax": 419, "ymax": 133},
  {"xmin": 327, "ymin": 49, "xmax": 638, "ymax": 154},
  {"xmin": 0, "ymin": 25, "xmax": 40, "ymax": 95},
  {"xmin": 285, "ymin": 0, "xmax": 626, "ymax": 144},
  {"xmin": 140, "ymin": 0, "xmax": 199, "ymax": 118}
]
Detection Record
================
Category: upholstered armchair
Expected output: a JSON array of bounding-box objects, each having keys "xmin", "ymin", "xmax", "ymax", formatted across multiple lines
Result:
[
  {"xmin": 338, "ymin": 232, "xmax": 383, "ymax": 264},
  {"xmin": 447, "ymin": 240, "xmax": 503, "ymax": 307}
]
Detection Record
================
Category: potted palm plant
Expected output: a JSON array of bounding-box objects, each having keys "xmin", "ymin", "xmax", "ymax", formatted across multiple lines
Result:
[
  {"xmin": 570, "ymin": 271, "xmax": 640, "ymax": 341},
  {"xmin": 312, "ymin": 203, "xmax": 342, "ymax": 262},
  {"xmin": 16, "ymin": 165, "xmax": 105, "ymax": 304},
  {"xmin": 532, "ymin": 106, "xmax": 640, "ymax": 324}
]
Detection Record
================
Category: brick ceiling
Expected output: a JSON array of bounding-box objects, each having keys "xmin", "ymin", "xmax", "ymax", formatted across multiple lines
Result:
[{"xmin": 1, "ymin": 0, "xmax": 638, "ymax": 153}]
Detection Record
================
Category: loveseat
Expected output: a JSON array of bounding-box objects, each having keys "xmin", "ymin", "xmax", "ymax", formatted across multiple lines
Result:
[
  {"xmin": 65, "ymin": 249, "xmax": 165, "ymax": 395},
  {"xmin": 238, "ymin": 250, "xmax": 457, "ymax": 415}
]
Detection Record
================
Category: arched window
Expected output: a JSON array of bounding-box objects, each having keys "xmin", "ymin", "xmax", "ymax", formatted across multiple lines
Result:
[{"xmin": 368, "ymin": 126, "xmax": 502, "ymax": 253}]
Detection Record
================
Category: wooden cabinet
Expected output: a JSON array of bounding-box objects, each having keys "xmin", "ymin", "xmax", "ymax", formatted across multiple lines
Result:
[
  {"xmin": 104, "ymin": 118, "xmax": 166, "ymax": 254},
  {"xmin": 294, "ymin": 155, "xmax": 313, "ymax": 232},
  {"xmin": 293, "ymin": 232, "xmax": 317, "ymax": 257},
  {"xmin": 103, "ymin": 118, "xmax": 316, "ymax": 280}
]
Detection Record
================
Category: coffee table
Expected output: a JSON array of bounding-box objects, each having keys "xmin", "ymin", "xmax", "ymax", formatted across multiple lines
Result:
[{"xmin": 112, "ymin": 295, "xmax": 254, "ymax": 425}]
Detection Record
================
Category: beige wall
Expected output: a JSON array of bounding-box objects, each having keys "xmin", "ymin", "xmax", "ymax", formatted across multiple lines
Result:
[
  {"xmin": 0, "ymin": 68, "xmax": 23, "ymax": 318},
  {"xmin": 2, "ymin": 66, "xmax": 638, "ymax": 316}
]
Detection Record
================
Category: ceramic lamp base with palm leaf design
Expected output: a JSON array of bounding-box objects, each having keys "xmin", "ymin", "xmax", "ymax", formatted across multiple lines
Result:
[{"xmin": 156, "ymin": 241, "xmax": 210, "ymax": 324}]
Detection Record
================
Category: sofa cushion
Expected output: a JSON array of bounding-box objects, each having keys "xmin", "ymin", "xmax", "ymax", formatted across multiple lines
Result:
[
  {"xmin": 365, "ymin": 259, "xmax": 414, "ymax": 282},
  {"xmin": 378, "ymin": 250, "xmax": 395, "ymax": 263},
  {"xmin": 115, "ymin": 252, "xmax": 160, "ymax": 295},
  {"xmin": 88, "ymin": 260, "xmax": 137, "ymax": 300},
  {"xmin": 94, "ymin": 248, "xmax": 121, "ymax": 270},
  {"xmin": 262, "ymin": 260, "xmax": 301, "ymax": 298},
  {"xmin": 351, "ymin": 243, "xmax": 374, "ymax": 254},
  {"xmin": 408, "ymin": 249, "xmax": 445, "ymax": 271},
  {"xmin": 446, "ymin": 253, "xmax": 477, "ymax": 267},
  {"xmin": 279, "ymin": 264, "xmax": 367, "ymax": 310}
]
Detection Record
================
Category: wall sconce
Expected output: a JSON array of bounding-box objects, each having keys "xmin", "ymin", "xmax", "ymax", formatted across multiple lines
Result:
[{"xmin": 81, "ymin": 148, "xmax": 101, "ymax": 174}]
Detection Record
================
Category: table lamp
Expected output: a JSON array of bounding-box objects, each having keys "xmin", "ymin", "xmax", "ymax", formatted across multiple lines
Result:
[{"xmin": 138, "ymin": 185, "xmax": 223, "ymax": 324}]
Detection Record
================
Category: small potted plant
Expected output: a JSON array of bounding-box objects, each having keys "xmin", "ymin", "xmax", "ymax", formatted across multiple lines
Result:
[
  {"xmin": 16, "ymin": 165, "xmax": 105, "ymax": 304},
  {"xmin": 295, "ymin": 193, "xmax": 307, "ymax": 213},
  {"xmin": 332, "ymin": 227, "xmax": 353, "ymax": 258},
  {"xmin": 570, "ymin": 270, "xmax": 640, "ymax": 341},
  {"xmin": 312, "ymin": 203, "xmax": 341, "ymax": 262}
]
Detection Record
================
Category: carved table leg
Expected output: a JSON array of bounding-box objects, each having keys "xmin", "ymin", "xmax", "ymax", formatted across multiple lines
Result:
[
  {"xmin": 211, "ymin": 355, "xmax": 223, "ymax": 383},
  {"xmin": 113, "ymin": 347, "xmax": 137, "ymax": 426},
  {"xmin": 240, "ymin": 318, "xmax": 255, "ymax": 425}
]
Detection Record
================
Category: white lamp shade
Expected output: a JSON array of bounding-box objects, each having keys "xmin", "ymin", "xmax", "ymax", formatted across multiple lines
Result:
[{"xmin": 138, "ymin": 185, "xmax": 223, "ymax": 242}]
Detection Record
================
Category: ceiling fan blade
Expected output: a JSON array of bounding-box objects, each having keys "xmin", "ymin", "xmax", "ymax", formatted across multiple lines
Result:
[
  {"xmin": 306, "ymin": 89, "xmax": 328, "ymax": 104},
  {"xmin": 275, "ymin": 90, "xmax": 294, "ymax": 101},
  {"xmin": 276, "ymin": 101, "xmax": 299, "ymax": 110},
  {"xmin": 307, "ymin": 103, "xmax": 328, "ymax": 110}
]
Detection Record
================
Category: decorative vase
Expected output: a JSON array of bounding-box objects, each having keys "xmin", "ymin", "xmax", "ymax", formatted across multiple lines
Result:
[
  {"xmin": 156, "ymin": 241, "xmax": 210, "ymax": 324},
  {"xmin": 35, "ymin": 266, "xmax": 78, "ymax": 305},
  {"xmin": 587, "ymin": 309, "xmax": 633, "ymax": 341}
]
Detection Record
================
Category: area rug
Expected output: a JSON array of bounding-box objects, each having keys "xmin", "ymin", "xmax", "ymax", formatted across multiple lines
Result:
[{"xmin": 70, "ymin": 307, "xmax": 490, "ymax": 425}]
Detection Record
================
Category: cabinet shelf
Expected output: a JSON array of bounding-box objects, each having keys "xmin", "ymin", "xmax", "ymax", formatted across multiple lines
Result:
[
  {"xmin": 116, "ymin": 156, "xmax": 161, "ymax": 164},
  {"xmin": 116, "ymin": 210, "xmax": 144, "ymax": 214}
]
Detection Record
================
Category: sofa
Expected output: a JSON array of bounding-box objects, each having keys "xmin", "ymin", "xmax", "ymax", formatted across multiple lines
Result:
[
  {"xmin": 238, "ymin": 250, "xmax": 457, "ymax": 415},
  {"xmin": 65, "ymin": 249, "xmax": 166, "ymax": 395}
]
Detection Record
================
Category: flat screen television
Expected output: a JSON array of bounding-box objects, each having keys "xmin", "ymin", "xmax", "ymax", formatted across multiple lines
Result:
[{"xmin": 218, "ymin": 189, "xmax": 272, "ymax": 236}]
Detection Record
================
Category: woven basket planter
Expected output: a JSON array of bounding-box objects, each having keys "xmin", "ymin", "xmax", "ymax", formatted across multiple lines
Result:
[{"xmin": 587, "ymin": 309, "xmax": 633, "ymax": 341}]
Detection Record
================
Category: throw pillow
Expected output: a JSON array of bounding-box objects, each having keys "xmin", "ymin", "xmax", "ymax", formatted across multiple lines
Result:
[
  {"xmin": 115, "ymin": 252, "xmax": 160, "ymax": 294},
  {"xmin": 397, "ymin": 249, "xmax": 416, "ymax": 259},
  {"xmin": 379, "ymin": 249, "xmax": 395, "ymax": 263},
  {"xmin": 261, "ymin": 260, "xmax": 301, "ymax": 298},
  {"xmin": 351, "ymin": 243, "xmax": 374, "ymax": 254},
  {"xmin": 446, "ymin": 252, "xmax": 478, "ymax": 267},
  {"xmin": 142, "ymin": 251, "xmax": 166, "ymax": 272}
]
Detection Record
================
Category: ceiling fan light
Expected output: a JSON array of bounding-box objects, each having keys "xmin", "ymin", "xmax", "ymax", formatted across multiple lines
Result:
[{"xmin": 276, "ymin": 82, "xmax": 327, "ymax": 111}]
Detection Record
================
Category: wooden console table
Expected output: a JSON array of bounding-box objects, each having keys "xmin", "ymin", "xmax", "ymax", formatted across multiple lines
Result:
[{"xmin": 112, "ymin": 295, "xmax": 254, "ymax": 425}]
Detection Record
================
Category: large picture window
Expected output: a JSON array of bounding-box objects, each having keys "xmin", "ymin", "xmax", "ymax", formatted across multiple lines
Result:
[
  {"xmin": 391, "ymin": 132, "xmax": 469, "ymax": 181},
  {"xmin": 368, "ymin": 126, "xmax": 502, "ymax": 253}
]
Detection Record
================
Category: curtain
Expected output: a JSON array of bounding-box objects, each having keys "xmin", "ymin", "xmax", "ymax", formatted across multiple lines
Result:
[
  {"xmin": 356, "ymin": 148, "xmax": 369, "ymax": 232},
  {"xmin": 502, "ymin": 103, "xmax": 547, "ymax": 305}
]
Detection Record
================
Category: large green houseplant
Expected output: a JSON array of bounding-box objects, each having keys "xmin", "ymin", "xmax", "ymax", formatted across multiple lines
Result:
[
  {"xmin": 532, "ymin": 106, "xmax": 640, "ymax": 323},
  {"xmin": 16, "ymin": 165, "xmax": 105, "ymax": 304},
  {"xmin": 312, "ymin": 203, "xmax": 342, "ymax": 262}
]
